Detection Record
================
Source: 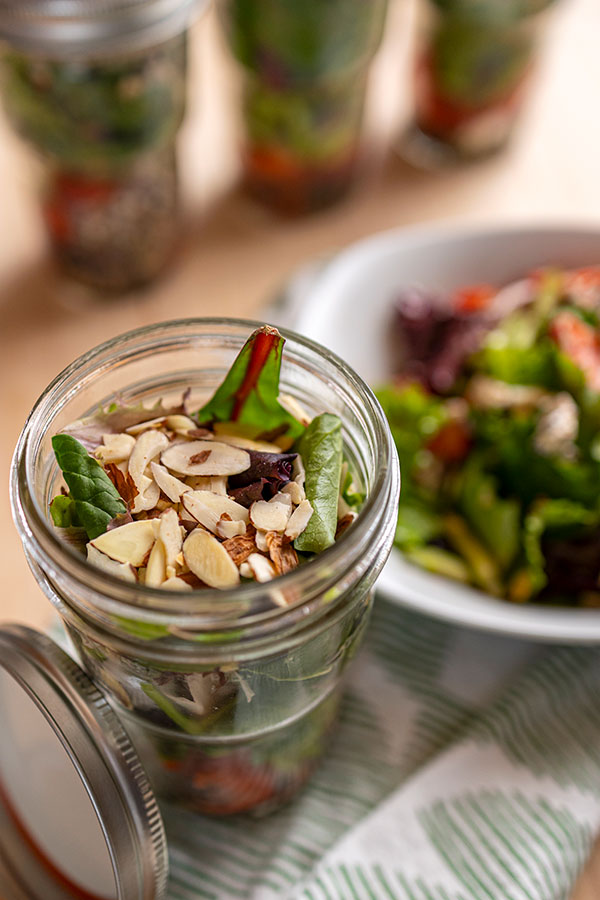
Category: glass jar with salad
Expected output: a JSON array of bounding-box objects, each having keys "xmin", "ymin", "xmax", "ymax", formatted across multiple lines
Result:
[
  {"xmin": 11, "ymin": 319, "xmax": 399, "ymax": 815},
  {"xmin": 220, "ymin": 0, "xmax": 389, "ymax": 216},
  {"xmin": 400, "ymin": 0, "xmax": 556, "ymax": 164},
  {"xmin": 0, "ymin": 0, "xmax": 204, "ymax": 291}
]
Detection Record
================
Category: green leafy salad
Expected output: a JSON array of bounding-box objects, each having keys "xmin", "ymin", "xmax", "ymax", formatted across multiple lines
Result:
[
  {"xmin": 49, "ymin": 325, "xmax": 360, "ymax": 598},
  {"xmin": 376, "ymin": 267, "xmax": 600, "ymax": 606}
]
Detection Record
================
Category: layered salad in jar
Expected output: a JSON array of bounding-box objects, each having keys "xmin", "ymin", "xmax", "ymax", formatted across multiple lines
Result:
[
  {"xmin": 221, "ymin": 0, "xmax": 388, "ymax": 215},
  {"xmin": 48, "ymin": 325, "xmax": 365, "ymax": 814},
  {"xmin": 0, "ymin": 34, "xmax": 186, "ymax": 289}
]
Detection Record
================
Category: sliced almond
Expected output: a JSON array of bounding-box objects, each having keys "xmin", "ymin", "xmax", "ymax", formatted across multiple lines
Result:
[
  {"xmin": 185, "ymin": 475, "xmax": 227, "ymax": 495},
  {"xmin": 164, "ymin": 415, "xmax": 199, "ymax": 435},
  {"xmin": 284, "ymin": 499, "xmax": 314, "ymax": 540},
  {"xmin": 95, "ymin": 433, "xmax": 136, "ymax": 464},
  {"xmin": 128, "ymin": 430, "xmax": 170, "ymax": 494},
  {"xmin": 270, "ymin": 491, "xmax": 292, "ymax": 509},
  {"xmin": 255, "ymin": 530, "xmax": 269, "ymax": 553},
  {"xmin": 239, "ymin": 561, "xmax": 253, "ymax": 578},
  {"xmin": 131, "ymin": 480, "xmax": 161, "ymax": 515},
  {"xmin": 336, "ymin": 512, "xmax": 357, "ymax": 539},
  {"xmin": 158, "ymin": 508, "xmax": 182, "ymax": 571},
  {"xmin": 160, "ymin": 576, "xmax": 193, "ymax": 591},
  {"xmin": 216, "ymin": 514, "xmax": 247, "ymax": 540},
  {"xmin": 86, "ymin": 544, "xmax": 137, "ymax": 582},
  {"xmin": 266, "ymin": 531, "xmax": 299, "ymax": 575},
  {"xmin": 161, "ymin": 440, "xmax": 250, "ymax": 477},
  {"xmin": 222, "ymin": 532, "xmax": 257, "ymax": 566},
  {"xmin": 183, "ymin": 529, "xmax": 240, "ymax": 589},
  {"xmin": 90, "ymin": 519, "xmax": 159, "ymax": 566},
  {"xmin": 246, "ymin": 553, "xmax": 276, "ymax": 583},
  {"xmin": 150, "ymin": 461, "xmax": 190, "ymax": 502},
  {"xmin": 182, "ymin": 491, "xmax": 249, "ymax": 534},
  {"xmin": 145, "ymin": 538, "xmax": 167, "ymax": 588},
  {"xmin": 281, "ymin": 480, "xmax": 305, "ymax": 505},
  {"xmin": 278, "ymin": 393, "xmax": 312, "ymax": 426},
  {"xmin": 125, "ymin": 417, "xmax": 167, "ymax": 435},
  {"xmin": 214, "ymin": 433, "xmax": 284, "ymax": 453},
  {"xmin": 292, "ymin": 455, "xmax": 305, "ymax": 487},
  {"xmin": 249, "ymin": 498, "xmax": 290, "ymax": 533}
]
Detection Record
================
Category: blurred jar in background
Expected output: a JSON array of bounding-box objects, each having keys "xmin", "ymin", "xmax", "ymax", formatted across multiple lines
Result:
[
  {"xmin": 221, "ymin": 0, "xmax": 389, "ymax": 217},
  {"xmin": 400, "ymin": 0, "xmax": 557, "ymax": 165},
  {"xmin": 0, "ymin": 1, "xmax": 204, "ymax": 292}
]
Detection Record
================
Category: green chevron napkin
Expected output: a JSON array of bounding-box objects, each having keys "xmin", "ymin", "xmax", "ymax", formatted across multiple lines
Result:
[{"xmin": 164, "ymin": 599, "xmax": 600, "ymax": 900}]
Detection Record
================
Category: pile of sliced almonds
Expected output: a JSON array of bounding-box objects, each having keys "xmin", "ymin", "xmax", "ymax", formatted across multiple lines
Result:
[{"xmin": 84, "ymin": 414, "xmax": 334, "ymax": 595}]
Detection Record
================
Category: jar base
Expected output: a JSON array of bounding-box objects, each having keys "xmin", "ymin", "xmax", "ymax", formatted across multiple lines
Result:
[{"xmin": 396, "ymin": 121, "xmax": 511, "ymax": 169}]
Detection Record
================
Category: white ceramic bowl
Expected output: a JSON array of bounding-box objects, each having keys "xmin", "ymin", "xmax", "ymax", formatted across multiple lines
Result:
[{"xmin": 295, "ymin": 223, "xmax": 600, "ymax": 643}]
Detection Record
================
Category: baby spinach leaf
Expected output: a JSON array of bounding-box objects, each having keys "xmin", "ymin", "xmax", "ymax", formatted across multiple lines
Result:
[
  {"xmin": 195, "ymin": 325, "xmax": 304, "ymax": 439},
  {"xmin": 294, "ymin": 413, "xmax": 343, "ymax": 554},
  {"xmin": 49, "ymin": 494, "xmax": 79, "ymax": 528},
  {"xmin": 51, "ymin": 434, "xmax": 127, "ymax": 540}
]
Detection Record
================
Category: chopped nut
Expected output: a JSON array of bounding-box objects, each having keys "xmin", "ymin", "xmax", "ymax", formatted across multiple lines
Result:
[
  {"xmin": 246, "ymin": 553, "xmax": 276, "ymax": 582},
  {"xmin": 125, "ymin": 417, "xmax": 167, "ymax": 435},
  {"xmin": 255, "ymin": 530, "xmax": 269, "ymax": 552},
  {"xmin": 145, "ymin": 538, "xmax": 167, "ymax": 588},
  {"xmin": 239, "ymin": 561, "xmax": 253, "ymax": 578},
  {"xmin": 86, "ymin": 544, "xmax": 137, "ymax": 582},
  {"xmin": 266, "ymin": 531, "xmax": 299, "ymax": 575},
  {"xmin": 336, "ymin": 512, "xmax": 357, "ymax": 539},
  {"xmin": 128, "ymin": 430, "xmax": 170, "ymax": 510},
  {"xmin": 161, "ymin": 440, "xmax": 250, "ymax": 477},
  {"xmin": 95, "ymin": 433, "xmax": 136, "ymax": 464},
  {"xmin": 183, "ymin": 529, "xmax": 240, "ymax": 589},
  {"xmin": 150, "ymin": 462, "xmax": 190, "ymax": 502},
  {"xmin": 185, "ymin": 427, "xmax": 214, "ymax": 439},
  {"xmin": 158, "ymin": 508, "xmax": 182, "ymax": 571},
  {"xmin": 214, "ymin": 433, "xmax": 284, "ymax": 453},
  {"xmin": 285, "ymin": 499, "xmax": 314, "ymax": 540},
  {"xmin": 292, "ymin": 455, "xmax": 305, "ymax": 487},
  {"xmin": 249, "ymin": 498, "xmax": 291, "ymax": 532},
  {"xmin": 182, "ymin": 491, "xmax": 249, "ymax": 534},
  {"xmin": 105, "ymin": 463, "xmax": 139, "ymax": 506},
  {"xmin": 164, "ymin": 415, "xmax": 199, "ymax": 435},
  {"xmin": 90, "ymin": 519, "xmax": 159, "ymax": 566},
  {"xmin": 281, "ymin": 480, "xmax": 305, "ymax": 505},
  {"xmin": 185, "ymin": 475, "xmax": 227, "ymax": 495},
  {"xmin": 216, "ymin": 514, "xmax": 247, "ymax": 540},
  {"xmin": 222, "ymin": 532, "xmax": 257, "ymax": 566},
  {"xmin": 161, "ymin": 576, "xmax": 193, "ymax": 591},
  {"xmin": 278, "ymin": 393, "xmax": 312, "ymax": 426}
]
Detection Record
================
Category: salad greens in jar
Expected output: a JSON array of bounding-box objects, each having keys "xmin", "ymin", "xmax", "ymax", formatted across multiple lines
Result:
[
  {"xmin": 378, "ymin": 266, "xmax": 600, "ymax": 607},
  {"xmin": 221, "ymin": 0, "xmax": 389, "ymax": 215},
  {"xmin": 48, "ymin": 325, "xmax": 367, "ymax": 814},
  {"xmin": 0, "ymin": 7, "xmax": 192, "ymax": 291},
  {"xmin": 406, "ymin": 0, "xmax": 556, "ymax": 161}
]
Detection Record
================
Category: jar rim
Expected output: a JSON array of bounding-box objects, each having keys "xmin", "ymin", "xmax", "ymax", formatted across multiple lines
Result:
[
  {"xmin": 0, "ymin": 0, "xmax": 207, "ymax": 56},
  {"xmin": 12, "ymin": 317, "xmax": 399, "ymax": 634}
]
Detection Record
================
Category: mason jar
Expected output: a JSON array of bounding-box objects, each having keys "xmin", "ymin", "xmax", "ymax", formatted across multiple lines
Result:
[
  {"xmin": 399, "ymin": 0, "xmax": 556, "ymax": 165},
  {"xmin": 220, "ymin": 0, "xmax": 389, "ymax": 216},
  {"xmin": 0, "ymin": 1, "xmax": 204, "ymax": 291},
  {"xmin": 11, "ymin": 319, "xmax": 399, "ymax": 816}
]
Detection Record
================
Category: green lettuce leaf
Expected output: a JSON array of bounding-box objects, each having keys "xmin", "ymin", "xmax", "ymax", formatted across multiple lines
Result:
[
  {"xmin": 196, "ymin": 325, "xmax": 304, "ymax": 439},
  {"xmin": 294, "ymin": 413, "xmax": 343, "ymax": 554},
  {"xmin": 458, "ymin": 455, "xmax": 520, "ymax": 570},
  {"xmin": 51, "ymin": 434, "xmax": 127, "ymax": 540}
]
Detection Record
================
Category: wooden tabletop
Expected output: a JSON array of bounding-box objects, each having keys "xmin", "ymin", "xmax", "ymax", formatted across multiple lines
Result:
[{"xmin": 0, "ymin": 0, "xmax": 599, "ymax": 895}]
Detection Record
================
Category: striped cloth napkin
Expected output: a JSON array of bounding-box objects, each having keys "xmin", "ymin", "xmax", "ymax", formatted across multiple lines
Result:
[{"xmin": 164, "ymin": 598, "xmax": 600, "ymax": 900}]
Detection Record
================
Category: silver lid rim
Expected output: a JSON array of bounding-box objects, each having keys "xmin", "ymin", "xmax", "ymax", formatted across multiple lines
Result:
[{"xmin": 0, "ymin": 624, "xmax": 169, "ymax": 900}]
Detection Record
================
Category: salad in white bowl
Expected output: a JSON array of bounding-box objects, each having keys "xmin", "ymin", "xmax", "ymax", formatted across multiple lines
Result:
[{"xmin": 296, "ymin": 224, "xmax": 600, "ymax": 642}]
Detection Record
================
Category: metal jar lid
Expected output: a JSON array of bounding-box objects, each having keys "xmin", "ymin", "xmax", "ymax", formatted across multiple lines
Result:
[
  {"xmin": 0, "ymin": 624, "xmax": 168, "ymax": 900},
  {"xmin": 0, "ymin": 0, "xmax": 208, "ymax": 56}
]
